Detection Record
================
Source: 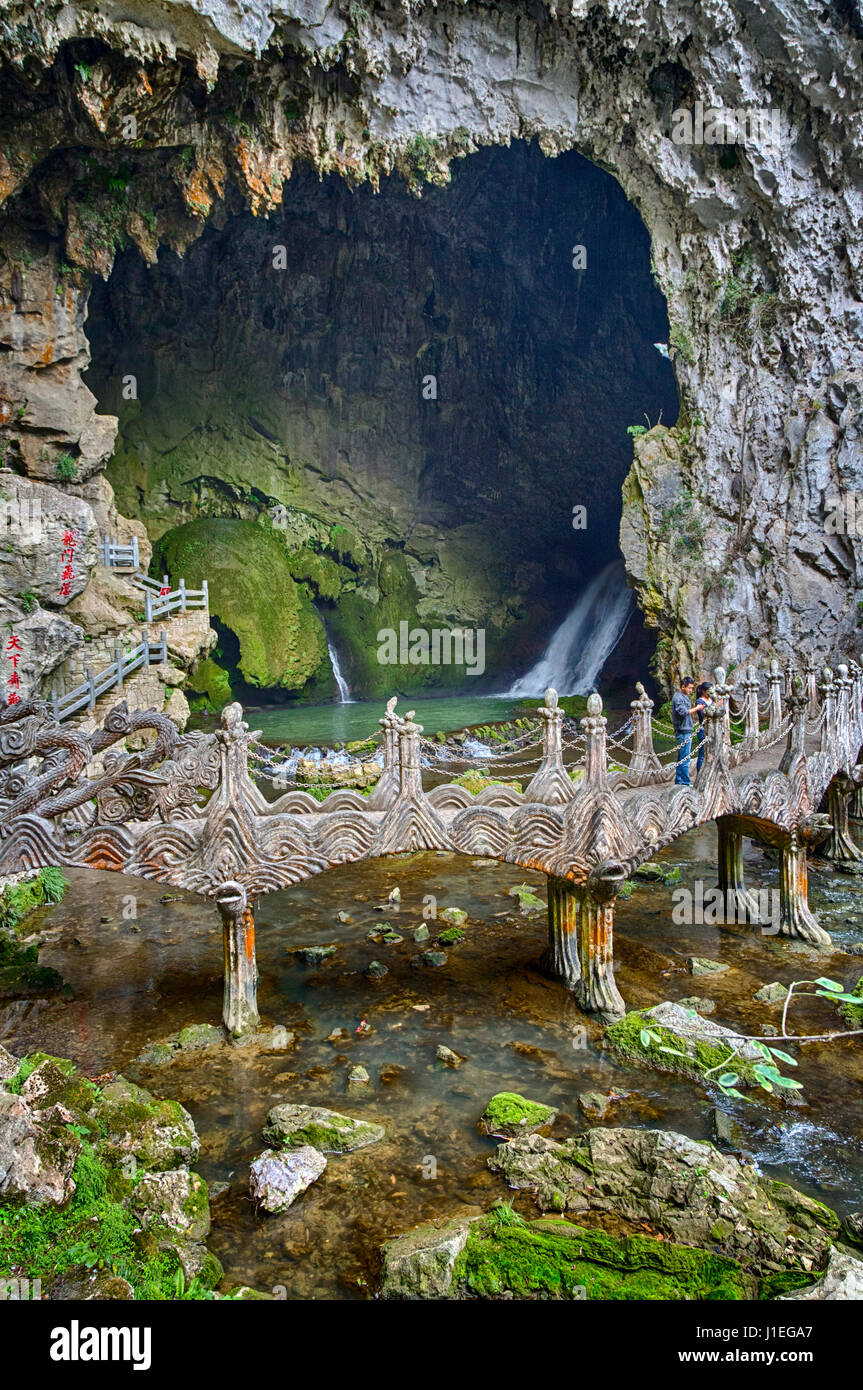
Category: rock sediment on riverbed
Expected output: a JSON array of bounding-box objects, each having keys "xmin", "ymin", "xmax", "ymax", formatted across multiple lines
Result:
[{"xmin": 489, "ymin": 1127, "xmax": 840, "ymax": 1273}]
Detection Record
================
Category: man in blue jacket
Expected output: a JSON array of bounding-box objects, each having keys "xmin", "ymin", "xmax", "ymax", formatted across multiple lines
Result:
[{"xmin": 671, "ymin": 676, "xmax": 696, "ymax": 786}]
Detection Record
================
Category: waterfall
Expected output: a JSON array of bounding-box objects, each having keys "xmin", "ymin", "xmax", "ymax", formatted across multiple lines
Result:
[
  {"xmin": 327, "ymin": 639, "xmax": 354, "ymax": 703},
  {"xmin": 506, "ymin": 560, "xmax": 634, "ymax": 697}
]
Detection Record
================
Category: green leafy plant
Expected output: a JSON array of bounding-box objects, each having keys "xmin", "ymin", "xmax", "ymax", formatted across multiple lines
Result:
[
  {"xmin": 17, "ymin": 589, "xmax": 37, "ymax": 614},
  {"xmin": 56, "ymin": 454, "xmax": 77, "ymax": 482}
]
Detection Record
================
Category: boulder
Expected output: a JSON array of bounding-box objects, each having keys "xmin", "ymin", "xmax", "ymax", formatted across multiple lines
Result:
[
  {"xmin": 0, "ymin": 1044, "xmax": 18, "ymax": 1083},
  {"xmin": 176, "ymin": 1023, "xmax": 223, "ymax": 1051},
  {"xmin": 130, "ymin": 1170, "xmax": 211, "ymax": 1242},
  {"xmin": 779, "ymin": 1247, "xmax": 863, "ymax": 1300},
  {"xmin": 479, "ymin": 1091, "xmax": 558, "ymax": 1139},
  {"xmin": 0, "ymin": 1091, "xmax": 81, "ymax": 1206},
  {"xmin": 754, "ymin": 982, "xmax": 789, "ymax": 1005},
  {"xmin": 250, "ymin": 1146, "xmax": 326, "ymax": 1212},
  {"xmin": 93, "ymin": 1076, "xmax": 199, "ymax": 1171},
  {"xmin": 605, "ymin": 1002, "xmax": 766, "ymax": 1087},
  {"xmin": 263, "ymin": 1102, "xmax": 384, "ymax": 1153},
  {"xmin": 381, "ymin": 1216, "xmax": 474, "ymax": 1298},
  {"xmin": 490, "ymin": 1127, "xmax": 840, "ymax": 1272}
]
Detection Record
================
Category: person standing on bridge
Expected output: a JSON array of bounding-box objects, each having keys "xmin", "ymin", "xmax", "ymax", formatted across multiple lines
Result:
[
  {"xmin": 694, "ymin": 680, "xmax": 713, "ymax": 774},
  {"xmin": 672, "ymin": 676, "xmax": 696, "ymax": 785}
]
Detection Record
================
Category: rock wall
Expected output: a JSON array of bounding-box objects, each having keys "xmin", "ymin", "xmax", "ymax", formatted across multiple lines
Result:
[{"xmin": 0, "ymin": 0, "xmax": 861, "ymax": 694}]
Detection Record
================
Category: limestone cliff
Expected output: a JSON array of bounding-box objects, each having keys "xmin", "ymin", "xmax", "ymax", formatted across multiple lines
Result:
[{"xmin": 0, "ymin": 0, "xmax": 861, "ymax": 699}]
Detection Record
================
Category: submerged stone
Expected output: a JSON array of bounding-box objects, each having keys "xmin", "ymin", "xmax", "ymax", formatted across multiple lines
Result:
[
  {"xmin": 439, "ymin": 907, "xmax": 468, "ymax": 927},
  {"xmin": 295, "ymin": 944, "xmax": 337, "ymax": 965},
  {"xmin": 688, "ymin": 957, "xmax": 730, "ymax": 976},
  {"xmin": 415, "ymin": 950, "xmax": 447, "ymax": 968},
  {"xmin": 479, "ymin": 1091, "xmax": 558, "ymax": 1139},
  {"xmin": 435, "ymin": 1045, "xmax": 464, "ymax": 1068},
  {"xmin": 177, "ymin": 1023, "xmax": 224, "ymax": 1050},
  {"xmin": 754, "ymin": 982, "xmax": 789, "ymax": 1005},
  {"xmin": 263, "ymin": 1102, "xmax": 384, "ymax": 1153}
]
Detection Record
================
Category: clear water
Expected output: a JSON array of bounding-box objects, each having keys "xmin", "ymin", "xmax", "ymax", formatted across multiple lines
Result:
[
  {"xmin": 4, "ymin": 827, "xmax": 863, "ymax": 1300},
  {"xmin": 194, "ymin": 695, "xmax": 523, "ymax": 747}
]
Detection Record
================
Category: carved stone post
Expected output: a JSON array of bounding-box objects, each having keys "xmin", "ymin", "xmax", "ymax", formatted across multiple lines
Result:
[
  {"xmin": 627, "ymin": 681, "xmax": 662, "ymax": 785},
  {"xmin": 740, "ymin": 667, "xmax": 760, "ymax": 749},
  {"xmin": 216, "ymin": 880, "xmax": 259, "ymax": 1036},
  {"xmin": 822, "ymin": 772, "xmax": 863, "ymax": 867},
  {"xmin": 779, "ymin": 676, "xmax": 808, "ymax": 777},
  {"xmin": 573, "ymin": 860, "xmax": 627, "ymax": 1022},
  {"xmin": 848, "ymin": 660, "xmax": 862, "ymax": 747},
  {"xmin": 805, "ymin": 656, "xmax": 819, "ymax": 719},
  {"xmin": 819, "ymin": 667, "xmax": 836, "ymax": 756},
  {"xmin": 784, "ymin": 660, "xmax": 795, "ymax": 700},
  {"xmin": 715, "ymin": 817, "xmax": 760, "ymax": 922},
  {"xmin": 525, "ymin": 688, "xmax": 576, "ymax": 804},
  {"xmin": 778, "ymin": 827, "xmax": 832, "ymax": 947},
  {"xmin": 767, "ymin": 659, "xmax": 784, "ymax": 739},
  {"xmin": 582, "ymin": 691, "xmax": 608, "ymax": 788},
  {"xmin": 366, "ymin": 696, "xmax": 402, "ymax": 810},
  {"xmin": 835, "ymin": 664, "xmax": 853, "ymax": 770},
  {"xmin": 542, "ymin": 876, "xmax": 581, "ymax": 984}
]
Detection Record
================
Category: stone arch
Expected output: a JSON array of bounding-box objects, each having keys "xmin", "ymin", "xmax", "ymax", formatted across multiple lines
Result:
[{"xmin": 1, "ymin": 3, "xmax": 861, "ymax": 691}]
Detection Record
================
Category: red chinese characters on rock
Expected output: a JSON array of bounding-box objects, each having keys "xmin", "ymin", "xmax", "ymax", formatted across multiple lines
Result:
[
  {"xmin": 5, "ymin": 632, "xmax": 22, "ymax": 705},
  {"xmin": 59, "ymin": 528, "xmax": 77, "ymax": 599}
]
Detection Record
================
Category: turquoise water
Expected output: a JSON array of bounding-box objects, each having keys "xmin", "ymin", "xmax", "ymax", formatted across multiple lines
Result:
[{"xmin": 192, "ymin": 695, "xmax": 524, "ymax": 747}]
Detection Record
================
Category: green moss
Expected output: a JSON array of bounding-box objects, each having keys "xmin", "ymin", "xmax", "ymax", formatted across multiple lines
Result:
[
  {"xmin": 154, "ymin": 519, "xmax": 327, "ymax": 692},
  {"xmin": 453, "ymin": 1215, "xmax": 761, "ymax": 1300},
  {"xmin": 0, "ymin": 1138, "xmax": 218, "ymax": 1300},
  {"xmin": 186, "ymin": 657, "xmax": 234, "ymax": 710},
  {"xmin": 605, "ymin": 1009, "xmax": 762, "ymax": 1088},
  {"xmin": 436, "ymin": 927, "xmax": 465, "ymax": 944},
  {"xmin": 838, "ymin": 975, "xmax": 863, "ymax": 1028},
  {"xmin": 287, "ymin": 544, "xmax": 344, "ymax": 600},
  {"xmin": 480, "ymin": 1092, "xmax": 557, "ymax": 1138},
  {"xmin": 452, "ymin": 772, "xmax": 522, "ymax": 795},
  {"xmin": 0, "ymin": 868, "xmax": 68, "ymax": 934}
]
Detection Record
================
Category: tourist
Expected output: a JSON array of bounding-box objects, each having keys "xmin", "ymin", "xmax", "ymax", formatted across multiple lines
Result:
[
  {"xmin": 671, "ymin": 676, "xmax": 696, "ymax": 785},
  {"xmin": 694, "ymin": 680, "xmax": 713, "ymax": 773}
]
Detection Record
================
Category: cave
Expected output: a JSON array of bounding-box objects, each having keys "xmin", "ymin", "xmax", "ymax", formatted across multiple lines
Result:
[{"xmin": 84, "ymin": 141, "xmax": 677, "ymax": 706}]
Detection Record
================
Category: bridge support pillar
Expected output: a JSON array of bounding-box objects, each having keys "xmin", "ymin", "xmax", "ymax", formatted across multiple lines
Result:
[
  {"xmin": 716, "ymin": 818, "xmax": 761, "ymax": 921},
  {"xmin": 573, "ymin": 889, "xmax": 626, "ymax": 1023},
  {"xmin": 216, "ymin": 881, "xmax": 260, "ymax": 1036},
  {"xmin": 778, "ymin": 831, "xmax": 832, "ymax": 948},
  {"xmin": 822, "ymin": 775, "xmax": 863, "ymax": 869},
  {"xmin": 542, "ymin": 876, "xmax": 581, "ymax": 986},
  {"xmin": 542, "ymin": 870, "xmax": 625, "ymax": 1020}
]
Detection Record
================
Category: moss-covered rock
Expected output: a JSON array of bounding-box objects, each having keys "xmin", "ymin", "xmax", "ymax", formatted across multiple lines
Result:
[
  {"xmin": 154, "ymin": 518, "xmax": 328, "ymax": 693},
  {"xmin": 479, "ymin": 1091, "xmax": 558, "ymax": 1139},
  {"xmin": 93, "ymin": 1077, "xmax": 199, "ymax": 1172},
  {"xmin": 263, "ymin": 1102, "xmax": 385, "ymax": 1153},
  {"xmin": 490, "ymin": 1128, "xmax": 840, "ymax": 1274},
  {"xmin": 380, "ymin": 1207, "xmax": 811, "ymax": 1300},
  {"xmin": 605, "ymin": 1003, "xmax": 766, "ymax": 1089}
]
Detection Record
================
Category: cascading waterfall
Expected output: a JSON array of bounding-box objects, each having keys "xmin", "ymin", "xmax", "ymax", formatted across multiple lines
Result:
[
  {"xmin": 505, "ymin": 560, "xmax": 634, "ymax": 697},
  {"xmin": 327, "ymin": 639, "xmax": 354, "ymax": 703}
]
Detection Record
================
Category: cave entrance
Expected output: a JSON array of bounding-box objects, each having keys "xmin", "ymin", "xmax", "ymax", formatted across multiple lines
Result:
[{"xmin": 85, "ymin": 140, "xmax": 678, "ymax": 711}]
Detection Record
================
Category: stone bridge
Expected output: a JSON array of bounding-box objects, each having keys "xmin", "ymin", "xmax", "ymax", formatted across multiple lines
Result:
[{"xmin": 2, "ymin": 656, "xmax": 862, "ymax": 1032}]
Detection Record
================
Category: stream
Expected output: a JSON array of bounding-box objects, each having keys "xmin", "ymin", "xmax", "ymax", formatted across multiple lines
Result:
[{"xmin": 3, "ymin": 824, "xmax": 863, "ymax": 1300}]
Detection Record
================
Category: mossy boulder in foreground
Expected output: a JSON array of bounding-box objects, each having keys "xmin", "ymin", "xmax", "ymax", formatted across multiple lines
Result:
[
  {"xmin": 489, "ymin": 1127, "xmax": 840, "ymax": 1274},
  {"xmin": 380, "ymin": 1208, "xmax": 807, "ymax": 1300},
  {"xmin": 479, "ymin": 1091, "xmax": 558, "ymax": 1138},
  {"xmin": 0, "ymin": 1050, "xmax": 224, "ymax": 1299},
  {"xmin": 263, "ymin": 1102, "xmax": 385, "ymax": 1153}
]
